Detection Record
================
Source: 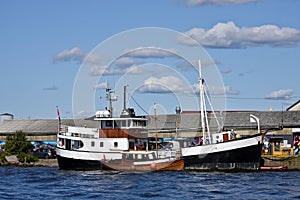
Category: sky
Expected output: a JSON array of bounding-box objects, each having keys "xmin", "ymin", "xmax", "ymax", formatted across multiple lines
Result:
[{"xmin": 1, "ymin": 0, "xmax": 300, "ymax": 119}]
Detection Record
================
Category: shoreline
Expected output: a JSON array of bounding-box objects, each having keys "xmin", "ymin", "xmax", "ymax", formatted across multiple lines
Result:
[
  {"xmin": 1, "ymin": 157, "xmax": 300, "ymax": 171},
  {"xmin": 0, "ymin": 159, "xmax": 58, "ymax": 167}
]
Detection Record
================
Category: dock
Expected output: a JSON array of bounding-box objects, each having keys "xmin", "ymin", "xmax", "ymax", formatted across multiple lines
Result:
[{"xmin": 261, "ymin": 155, "xmax": 300, "ymax": 170}]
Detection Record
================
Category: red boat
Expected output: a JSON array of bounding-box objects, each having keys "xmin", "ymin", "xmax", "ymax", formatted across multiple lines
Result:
[
  {"xmin": 260, "ymin": 165, "xmax": 287, "ymax": 171},
  {"xmin": 102, "ymin": 151, "xmax": 184, "ymax": 171}
]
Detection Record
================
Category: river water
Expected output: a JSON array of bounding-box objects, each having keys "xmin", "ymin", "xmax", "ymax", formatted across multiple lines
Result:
[{"xmin": 0, "ymin": 166, "xmax": 299, "ymax": 199}]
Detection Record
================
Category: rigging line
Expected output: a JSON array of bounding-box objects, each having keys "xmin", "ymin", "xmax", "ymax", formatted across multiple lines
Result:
[
  {"xmin": 204, "ymin": 82, "xmax": 221, "ymax": 132},
  {"xmin": 130, "ymin": 94, "xmax": 173, "ymax": 125},
  {"xmin": 130, "ymin": 95, "xmax": 149, "ymax": 115}
]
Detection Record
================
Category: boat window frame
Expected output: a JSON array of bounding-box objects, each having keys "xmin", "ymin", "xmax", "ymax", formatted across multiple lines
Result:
[
  {"xmin": 114, "ymin": 142, "xmax": 118, "ymax": 148},
  {"xmin": 100, "ymin": 141, "xmax": 104, "ymax": 148}
]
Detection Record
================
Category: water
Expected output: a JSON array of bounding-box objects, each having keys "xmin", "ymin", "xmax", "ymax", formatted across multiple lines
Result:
[{"xmin": 0, "ymin": 166, "xmax": 299, "ymax": 200}]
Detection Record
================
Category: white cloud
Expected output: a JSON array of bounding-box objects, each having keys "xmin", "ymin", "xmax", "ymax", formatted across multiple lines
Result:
[
  {"xmin": 223, "ymin": 86, "xmax": 240, "ymax": 95},
  {"xmin": 177, "ymin": 21, "xmax": 300, "ymax": 48},
  {"xmin": 265, "ymin": 89, "xmax": 294, "ymax": 100},
  {"xmin": 138, "ymin": 76, "xmax": 193, "ymax": 94},
  {"xmin": 89, "ymin": 64, "xmax": 109, "ymax": 76},
  {"xmin": 193, "ymin": 83, "xmax": 239, "ymax": 95},
  {"xmin": 125, "ymin": 47, "xmax": 178, "ymax": 58},
  {"xmin": 94, "ymin": 82, "xmax": 108, "ymax": 90},
  {"xmin": 184, "ymin": 0, "xmax": 261, "ymax": 6},
  {"xmin": 115, "ymin": 57, "xmax": 137, "ymax": 67},
  {"xmin": 175, "ymin": 59, "xmax": 218, "ymax": 72},
  {"xmin": 138, "ymin": 76, "xmax": 239, "ymax": 95},
  {"xmin": 123, "ymin": 65, "xmax": 152, "ymax": 74},
  {"xmin": 53, "ymin": 47, "xmax": 85, "ymax": 63},
  {"xmin": 74, "ymin": 110, "xmax": 94, "ymax": 118},
  {"xmin": 89, "ymin": 64, "xmax": 151, "ymax": 76}
]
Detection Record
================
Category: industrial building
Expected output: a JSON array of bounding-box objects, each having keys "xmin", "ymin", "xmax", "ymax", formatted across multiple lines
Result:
[{"xmin": 0, "ymin": 108, "xmax": 299, "ymax": 145}]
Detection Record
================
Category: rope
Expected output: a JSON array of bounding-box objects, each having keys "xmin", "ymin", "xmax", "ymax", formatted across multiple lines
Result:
[
  {"xmin": 263, "ymin": 155, "xmax": 296, "ymax": 162},
  {"xmin": 130, "ymin": 95, "xmax": 149, "ymax": 115}
]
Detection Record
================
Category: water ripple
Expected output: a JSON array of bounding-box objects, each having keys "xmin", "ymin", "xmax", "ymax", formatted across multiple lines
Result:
[{"xmin": 0, "ymin": 167, "xmax": 300, "ymax": 199}]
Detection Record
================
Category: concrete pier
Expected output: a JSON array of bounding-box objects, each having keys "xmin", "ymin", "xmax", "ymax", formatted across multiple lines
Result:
[{"xmin": 262, "ymin": 155, "xmax": 300, "ymax": 170}]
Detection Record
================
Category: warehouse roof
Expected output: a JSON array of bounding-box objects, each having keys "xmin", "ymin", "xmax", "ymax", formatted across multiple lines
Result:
[
  {"xmin": 0, "ymin": 111, "xmax": 299, "ymax": 135},
  {"xmin": 0, "ymin": 119, "xmax": 99, "ymax": 135}
]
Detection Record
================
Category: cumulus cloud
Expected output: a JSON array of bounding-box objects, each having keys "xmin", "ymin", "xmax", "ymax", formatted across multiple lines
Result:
[
  {"xmin": 137, "ymin": 76, "xmax": 237, "ymax": 95},
  {"xmin": 89, "ymin": 47, "xmax": 178, "ymax": 76},
  {"xmin": 115, "ymin": 57, "xmax": 137, "ymax": 67},
  {"xmin": 94, "ymin": 82, "xmax": 108, "ymax": 90},
  {"xmin": 89, "ymin": 64, "xmax": 151, "ymax": 76},
  {"xmin": 125, "ymin": 47, "xmax": 178, "ymax": 58},
  {"xmin": 177, "ymin": 21, "xmax": 300, "ymax": 48},
  {"xmin": 265, "ymin": 89, "xmax": 294, "ymax": 100},
  {"xmin": 193, "ymin": 84, "xmax": 239, "ymax": 95},
  {"xmin": 223, "ymin": 86, "xmax": 240, "ymax": 95},
  {"xmin": 89, "ymin": 64, "xmax": 109, "ymax": 76},
  {"xmin": 138, "ymin": 76, "xmax": 193, "ymax": 94},
  {"xmin": 53, "ymin": 47, "xmax": 86, "ymax": 63},
  {"xmin": 184, "ymin": 0, "xmax": 261, "ymax": 6},
  {"xmin": 74, "ymin": 110, "xmax": 94, "ymax": 118}
]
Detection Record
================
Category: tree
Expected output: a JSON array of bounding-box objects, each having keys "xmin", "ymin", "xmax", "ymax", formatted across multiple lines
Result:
[{"xmin": 4, "ymin": 131, "xmax": 33, "ymax": 155}]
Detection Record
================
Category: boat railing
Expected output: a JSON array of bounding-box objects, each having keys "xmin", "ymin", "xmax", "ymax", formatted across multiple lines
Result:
[{"xmin": 58, "ymin": 126, "xmax": 99, "ymax": 138}]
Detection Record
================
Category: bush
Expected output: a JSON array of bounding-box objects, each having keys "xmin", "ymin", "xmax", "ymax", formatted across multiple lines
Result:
[{"xmin": 18, "ymin": 152, "xmax": 39, "ymax": 163}]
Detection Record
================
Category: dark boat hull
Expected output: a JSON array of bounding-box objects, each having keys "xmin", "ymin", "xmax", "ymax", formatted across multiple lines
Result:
[
  {"xmin": 183, "ymin": 143, "xmax": 263, "ymax": 171},
  {"xmin": 57, "ymin": 155, "xmax": 104, "ymax": 170},
  {"xmin": 57, "ymin": 155, "xmax": 184, "ymax": 171},
  {"xmin": 182, "ymin": 133, "xmax": 263, "ymax": 171}
]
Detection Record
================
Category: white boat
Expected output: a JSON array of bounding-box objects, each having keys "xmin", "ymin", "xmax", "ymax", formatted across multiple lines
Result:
[
  {"xmin": 56, "ymin": 86, "xmax": 180, "ymax": 171},
  {"xmin": 179, "ymin": 60, "xmax": 263, "ymax": 171}
]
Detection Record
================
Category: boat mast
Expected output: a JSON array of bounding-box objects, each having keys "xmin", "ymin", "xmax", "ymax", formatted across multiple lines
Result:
[
  {"xmin": 154, "ymin": 103, "xmax": 158, "ymax": 158},
  {"xmin": 199, "ymin": 60, "xmax": 206, "ymax": 145},
  {"xmin": 123, "ymin": 85, "xmax": 127, "ymax": 111}
]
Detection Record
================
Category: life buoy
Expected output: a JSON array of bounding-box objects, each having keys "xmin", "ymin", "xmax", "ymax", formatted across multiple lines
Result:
[{"xmin": 150, "ymin": 162, "xmax": 157, "ymax": 170}]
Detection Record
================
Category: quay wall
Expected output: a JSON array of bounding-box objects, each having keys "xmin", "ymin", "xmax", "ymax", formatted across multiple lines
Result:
[{"xmin": 262, "ymin": 155, "xmax": 300, "ymax": 170}]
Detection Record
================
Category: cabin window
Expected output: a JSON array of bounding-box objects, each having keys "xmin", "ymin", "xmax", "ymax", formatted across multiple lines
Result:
[
  {"xmin": 121, "ymin": 120, "xmax": 127, "ymax": 127},
  {"xmin": 73, "ymin": 140, "xmax": 83, "ymax": 149},
  {"xmin": 91, "ymin": 141, "xmax": 95, "ymax": 147},
  {"xmin": 132, "ymin": 120, "xmax": 146, "ymax": 127},
  {"xmin": 142, "ymin": 154, "xmax": 147, "ymax": 160},
  {"xmin": 126, "ymin": 154, "xmax": 133, "ymax": 160},
  {"xmin": 101, "ymin": 120, "xmax": 113, "ymax": 129},
  {"xmin": 100, "ymin": 142, "xmax": 104, "ymax": 147},
  {"xmin": 114, "ymin": 142, "xmax": 118, "ymax": 148},
  {"xmin": 148, "ymin": 153, "xmax": 154, "ymax": 160},
  {"xmin": 114, "ymin": 120, "xmax": 121, "ymax": 128},
  {"xmin": 106, "ymin": 120, "xmax": 113, "ymax": 128}
]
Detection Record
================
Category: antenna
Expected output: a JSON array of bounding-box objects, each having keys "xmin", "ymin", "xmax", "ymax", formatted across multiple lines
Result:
[{"xmin": 106, "ymin": 83, "xmax": 118, "ymax": 117}]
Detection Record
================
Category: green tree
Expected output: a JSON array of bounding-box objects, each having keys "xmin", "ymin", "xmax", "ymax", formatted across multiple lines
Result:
[
  {"xmin": 4, "ymin": 131, "xmax": 33, "ymax": 155},
  {"xmin": 2, "ymin": 130, "xmax": 37, "ymax": 162}
]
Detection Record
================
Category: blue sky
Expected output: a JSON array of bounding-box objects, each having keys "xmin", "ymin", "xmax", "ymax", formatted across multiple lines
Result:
[{"xmin": 1, "ymin": 0, "xmax": 300, "ymax": 119}]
